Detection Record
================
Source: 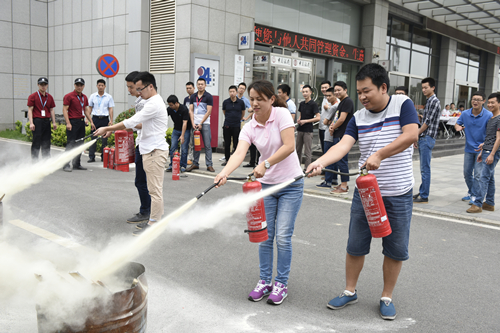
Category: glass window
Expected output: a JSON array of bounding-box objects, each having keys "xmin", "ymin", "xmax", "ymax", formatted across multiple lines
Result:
[
  {"xmin": 430, "ymin": 33, "xmax": 440, "ymax": 56},
  {"xmin": 412, "ymin": 27, "xmax": 430, "ymax": 53},
  {"xmin": 410, "ymin": 78, "xmax": 426, "ymax": 110},
  {"xmin": 390, "ymin": 46, "xmax": 410, "ymax": 73},
  {"xmin": 455, "ymin": 63, "xmax": 468, "ymax": 81},
  {"xmin": 468, "ymin": 66, "xmax": 479, "ymax": 84},
  {"xmin": 469, "ymin": 48, "xmax": 480, "ymax": 68},
  {"xmin": 388, "ymin": 74, "xmax": 409, "ymax": 95},
  {"xmin": 456, "ymin": 43, "xmax": 469, "ymax": 64},
  {"xmin": 391, "ymin": 19, "xmax": 411, "ymax": 48},
  {"xmin": 410, "ymin": 51, "xmax": 429, "ymax": 77}
]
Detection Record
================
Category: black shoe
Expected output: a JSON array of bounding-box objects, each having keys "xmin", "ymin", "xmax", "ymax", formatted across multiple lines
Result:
[
  {"xmin": 166, "ymin": 166, "xmax": 172, "ymax": 172},
  {"xmin": 133, "ymin": 223, "xmax": 151, "ymax": 236},
  {"xmin": 63, "ymin": 164, "xmax": 72, "ymax": 172},
  {"xmin": 185, "ymin": 165, "xmax": 199, "ymax": 172},
  {"xmin": 74, "ymin": 165, "xmax": 87, "ymax": 170},
  {"xmin": 127, "ymin": 213, "xmax": 150, "ymax": 224},
  {"xmin": 413, "ymin": 193, "xmax": 420, "ymax": 199},
  {"xmin": 413, "ymin": 197, "xmax": 428, "ymax": 203},
  {"xmin": 243, "ymin": 163, "xmax": 255, "ymax": 168},
  {"xmin": 136, "ymin": 221, "xmax": 149, "ymax": 229},
  {"xmin": 87, "ymin": 158, "xmax": 95, "ymax": 163},
  {"xmin": 221, "ymin": 162, "xmax": 227, "ymax": 166}
]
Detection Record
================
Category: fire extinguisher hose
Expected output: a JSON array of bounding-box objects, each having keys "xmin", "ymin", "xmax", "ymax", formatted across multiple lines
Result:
[
  {"xmin": 75, "ymin": 134, "xmax": 102, "ymax": 142},
  {"xmin": 322, "ymin": 169, "xmax": 362, "ymax": 177}
]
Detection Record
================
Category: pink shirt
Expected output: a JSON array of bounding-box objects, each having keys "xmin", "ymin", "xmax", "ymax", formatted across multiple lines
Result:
[{"xmin": 240, "ymin": 106, "xmax": 303, "ymax": 184}]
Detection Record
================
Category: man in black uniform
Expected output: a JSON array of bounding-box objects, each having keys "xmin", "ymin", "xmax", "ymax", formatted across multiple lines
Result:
[
  {"xmin": 222, "ymin": 85, "xmax": 246, "ymax": 166},
  {"xmin": 166, "ymin": 95, "xmax": 192, "ymax": 172}
]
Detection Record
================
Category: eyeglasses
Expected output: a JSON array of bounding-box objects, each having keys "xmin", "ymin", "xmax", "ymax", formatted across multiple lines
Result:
[
  {"xmin": 136, "ymin": 85, "xmax": 149, "ymax": 92},
  {"xmin": 471, "ymin": 98, "xmax": 483, "ymax": 102}
]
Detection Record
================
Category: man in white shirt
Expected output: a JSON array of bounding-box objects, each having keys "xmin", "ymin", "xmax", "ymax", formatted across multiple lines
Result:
[
  {"xmin": 94, "ymin": 71, "xmax": 169, "ymax": 236},
  {"xmin": 319, "ymin": 80, "xmax": 332, "ymax": 153},
  {"xmin": 88, "ymin": 79, "xmax": 115, "ymax": 162},
  {"xmin": 277, "ymin": 84, "xmax": 296, "ymax": 119}
]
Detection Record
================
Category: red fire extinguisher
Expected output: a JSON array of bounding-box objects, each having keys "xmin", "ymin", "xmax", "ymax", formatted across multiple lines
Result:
[
  {"xmin": 356, "ymin": 170, "xmax": 392, "ymax": 238},
  {"xmin": 103, "ymin": 147, "xmax": 110, "ymax": 168},
  {"xmin": 108, "ymin": 148, "xmax": 115, "ymax": 170},
  {"xmin": 194, "ymin": 130, "xmax": 201, "ymax": 151},
  {"xmin": 172, "ymin": 152, "xmax": 180, "ymax": 181},
  {"xmin": 243, "ymin": 179, "xmax": 268, "ymax": 243}
]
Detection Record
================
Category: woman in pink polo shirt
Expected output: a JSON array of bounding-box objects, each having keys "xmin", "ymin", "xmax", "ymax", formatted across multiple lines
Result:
[{"xmin": 215, "ymin": 80, "xmax": 304, "ymax": 305}]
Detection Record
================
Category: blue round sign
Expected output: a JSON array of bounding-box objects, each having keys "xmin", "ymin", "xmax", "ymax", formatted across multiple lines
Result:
[{"xmin": 96, "ymin": 54, "xmax": 119, "ymax": 78}]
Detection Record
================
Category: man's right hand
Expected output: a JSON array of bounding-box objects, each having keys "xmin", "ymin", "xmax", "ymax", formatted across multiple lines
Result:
[
  {"xmin": 30, "ymin": 123, "xmax": 35, "ymax": 131},
  {"xmin": 66, "ymin": 123, "xmax": 72, "ymax": 131},
  {"xmin": 305, "ymin": 161, "xmax": 324, "ymax": 177}
]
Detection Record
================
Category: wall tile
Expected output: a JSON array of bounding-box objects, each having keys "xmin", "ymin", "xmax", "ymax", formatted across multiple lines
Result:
[
  {"xmin": 48, "ymin": 51, "xmax": 55, "ymax": 76},
  {"xmin": 54, "ymin": 51, "xmax": 63, "ymax": 75},
  {"xmin": 103, "ymin": 0, "xmax": 114, "ymax": 18},
  {"xmin": 224, "ymin": 13, "xmax": 240, "ymax": 45},
  {"xmin": 72, "ymin": 0, "xmax": 82, "ymax": 22},
  {"xmin": 113, "ymin": 44, "xmax": 126, "ymax": 73},
  {"xmin": 54, "ymin": 75, "xmax": 63, "ymax": 101},
  {"xmin": 0, "ymin": 47, "xmax": 13, "ymax": 74},
  {"xmin": 81, "ymin": 0, "xmax": 93, "ymax": 22},
  {"xmin": 31, "ymin": 51, "xmax": 47, "ymax": 76},
  {"xmin": 13, "ymin": 23, "xmax": 31, "ymax": 50},
  {"xmin": 191, "ymin": 0, "xmax": 208, "ymax": 6},
  {"xmin": 54, "ymin": 25, "xmax": 63, "ymax": 51},
  {"xmin": 48, "ymin": 1, "xmax": 54, "ymax": 27},
  {"xmin": 81, "ymin": 47, "xmax": 92, "ymax": 75},
  {"xmin": 12, "ymin": 0, "xmax": 30, "ymax": 24},
  {"xmin": 54, "ymin": 0, "xmax": 63, "ymax": 26},
  {"xmin": 92, "ymin": 0, "xmax": 103, "ymax": 19},
  {"xmin": 30, "ymin": 0, "xmax": 48, "ymax": 27},
  {"xmin": 13, "ymin": 74, "xmax": 31, "ymax": 99},
  {"xmin": 63, "ymin": 75, "xmax": 73, "ymax": 95},
  {"xmin": 208, "ymin": 42, "xmax": 225, "ymax": 75},
  {"xmin": 113, "ymin": 15, "xmax": 126, "ymax": 45},
  {"xmin": 208, "ymin": 9, "xmax": 225, "ymax": 43},
  {"xmin": 102, "ymin": 17, "xmax": 114, "ymax": 46},
  {"xmin": 72, "ymin": 22, "xmax": 82, "ymax": 49},
  {"xmin": 191, "ymin": 5, "xmax": 209, "ymax": 41},
  {"xmin": 63, "ymin": 0, "xmax": 72, "ymax": 25},
  {"xmin": 223, "ymin": 44, "xmax": 238, "ymax": 80},
  {"xmin": 175, "ymin": 38, "xmax": 191, "ymax": 73},
  {"xmin": 48, "ymin": 26, "xmax": 55, "ymax": 51},
  {"xmin": 176, "ymin": 5, "xmax": 191, "ymax": 39},
  {"xmin": 14, "ymin": 99, "xmax": 29, "ymax": 123},
  {"xmin": 0, "ymin": 22, "xmax": 13, "ymax": 48},
  {"xmin": 31, "ymin": 26, "xmax": 48, "ymax": 52},
  {"xmin": 63, "ymin": 23, "xmax": 73, "ymax": 50},
  {"xmin": 0, "ymin": 0, "xmax": 12, "ymax": 21},
  {"xmin": 0, "ymin": 99, "xmax": 15, "ymax": 128},
  {"xmin": 72, "ymin": 49, "xmax": 82, "ymax": 75},
  {"xmin": 210, "ymin": 0, "xmax": 225, "ymax": 11},
  {"xmin": 241, "ymin": 0, "xmax": 255, "ymax": 17},
  {"xmin": 225, "ymin": 0, "xmax": 240, "ymax": 15},
  {"xmin": 240, "ymin": 16, "xmax": 254, "ymax": 32},
  {"xmin": 114, "ymin": 0, "xmax": 127, "ymax": 16},
  {"xmin": 92, "ymin": 19, "xmax": 103, "ymax": 47},
  {"xmin": 81, "ymin": 21, "xmax": 92, "ymax": 48},
  {"xmin": 13, "ymin": 49, "xmax": 31, "ymax": 75},
  {"xmin": 63, "ymin": 50, "xmax": 72, "ymax": 76},
  {"xmin": 174, "ymin": 72, "xmax": 190, "ymax": 98}
]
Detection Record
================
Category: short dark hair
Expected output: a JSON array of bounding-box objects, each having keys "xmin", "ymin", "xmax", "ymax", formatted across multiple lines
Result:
[
  {"xmin": 421, "ymin": 77, "xmax": 436, "ymax": 88},
  {"xmin": 228, "ymin": 85, "xmax": 238, "ymax": 91},
  {"xmin": 459, "ymin": 104, "xmax": 465, "ymax": 109},
  {"xmin": 302, "ymin": 84, "xmax": 312, "ymax": 92},
  {"xmin": 166, "ymin": 95, "xmax": 179, "ymax": 104},
  {"xmin": 197, "ymin": 77, "xmax": 206, "ymax": 83},
  {"xmin": 395, "ymin": 86, "xmax": 408, "ymax": 94},
  {"xmin": 186, "ymin": 81, "xmax": 194, "ymax": 87},
  {"xmin": 133, "ymin": 71, "xmax": 157, "ymax": 90},
  {"xmin": 238, "ymin": 82, "xmax": 247, "ymax": 88},
  {"xmin": 472, "ymin": 91, "xmax": 486, "ymax": 101},
  {"xmin": 277, "ymin": 84, "xmax": 291, "ymax": 96},
  {"xmin": 488, "ymin": 93, "xmax": 500, "ymax": 103},
  {"xmin": 333, "ymin": 81, "xmax": 348, "ymax": 91},
  {"xmin": 320, "ymin": 80, "xmax": 331, "ymax": 87},
  {"xmin": 355, "ymin": 63, "xmax": 390, "ymax": 90},
  {"xmin": 445, "ymin": 104, "xmax": 449, "ymax": 107},
  {"xmin": 326, "ymin": 87, "xmax": 335, "ymax": 93},
  {"xmin": 450, "ymin": 102, "xmax": 455, "ymax": 106},
  {"xmin": 125, "ymin": 71, "xmax": 139, "ymax": 83},
  {"xmin": 97, "ymin": 79, "xmax": 106, "ymax": 85}
]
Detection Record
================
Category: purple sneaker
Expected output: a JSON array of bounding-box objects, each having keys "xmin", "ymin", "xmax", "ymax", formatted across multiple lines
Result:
[
  {"xmin": 248, "ymin": 280, "xmax": 272, "ymax": 302},
  {"xmin": 267, "ymin": 281, "xmax": 288, "ymax": 305}
]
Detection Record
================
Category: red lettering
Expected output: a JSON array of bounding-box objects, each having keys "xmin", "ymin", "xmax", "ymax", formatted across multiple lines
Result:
[
  {"xmin": 300, "ymin": 36, "xmax": 309, "ymax": 51},
  {"xmin": 309, "ymin": 38, "xmax": 317, "ymax": 53},
  {"xmin": 254, "ymin": 27, "xmax": 263, "ymax": 42},
  {"xmin": 324, "ymin": 43, "xmax": 332, "ymax": 55},
  {"xmin": 359, "ymin": 50, "xmax": 364, "ymax": 62},
  {"xmin": 332, "ymin": 43, "xmax": 339, "ymax": 57},
  {"xmin": 340, "ymin": 46, "xmax": 346, "ymax": 58},
  {"xmin": 262, "ymin": 28, "xmax": 274, "ymax": 44},
  {"xmin": 317, "ymin": 40, "xmax": 324, "ymax": 54},
  {"xmin": 291, "ymin": 35, "xmax": 300, "ymax": 49}
]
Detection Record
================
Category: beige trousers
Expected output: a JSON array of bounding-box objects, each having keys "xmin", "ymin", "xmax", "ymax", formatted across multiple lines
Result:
[
  {"xmin": 142, "ymin": 149, "xmax": 169, "ymax": 221},
  {"xmin": 296, "ymin": 131, "xmax": 313, "ymax": 168}
]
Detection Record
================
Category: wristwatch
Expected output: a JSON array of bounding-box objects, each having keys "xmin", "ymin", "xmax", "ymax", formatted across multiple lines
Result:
[{"xmin": 264, "ymin": 160, "xmax": 271, "ymax": 169}]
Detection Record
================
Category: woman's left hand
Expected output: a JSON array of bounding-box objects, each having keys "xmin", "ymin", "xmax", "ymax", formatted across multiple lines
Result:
[{"xmin": 253, "ymin": 163, "xmax": 266, "ymax": 179}]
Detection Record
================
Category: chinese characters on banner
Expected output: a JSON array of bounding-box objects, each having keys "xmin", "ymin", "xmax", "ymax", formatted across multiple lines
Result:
[{"xmin": 254, "ymin": 24, "xmax": 365, "ymax": 63}]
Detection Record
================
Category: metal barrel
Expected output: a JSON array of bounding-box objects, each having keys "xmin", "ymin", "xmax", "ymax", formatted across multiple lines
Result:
[{"xmin": 37, "ymin": 262, "xmax": 148, "ymax": 333}]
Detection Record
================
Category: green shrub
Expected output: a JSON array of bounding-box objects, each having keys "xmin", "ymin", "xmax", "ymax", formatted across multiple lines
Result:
[
  {"xmin": 25, "ymin": 123, "xmax": 33, "ymax": 142},
  {"xmin": 15, "ymin": 121, "xmax": 22, "ymax": 133},
  {"xmin": 115, "ymin": 108, "xmax": 136, "ymax": 123},
  {"xmin": 51, "ymin": 124, "xmax": 67, "ymax": 146}
]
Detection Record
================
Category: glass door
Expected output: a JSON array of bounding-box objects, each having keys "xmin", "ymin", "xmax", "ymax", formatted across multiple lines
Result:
[{"xmin": 454, "ymin": 80, "xmax": 479, "ymax": 110}]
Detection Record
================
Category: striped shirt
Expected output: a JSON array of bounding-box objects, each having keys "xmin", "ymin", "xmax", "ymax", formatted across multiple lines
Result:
[
  {"xmin": 420, "ymin": 94, "xmax": 441, "ymax": 139},
  {"xmin": 345, "ymin": 95, "xmax": 419, "ymax": 196}
]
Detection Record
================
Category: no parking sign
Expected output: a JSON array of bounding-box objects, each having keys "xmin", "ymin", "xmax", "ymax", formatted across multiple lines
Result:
[{"xmin": 96, "ymin": 54, "xmax": 119, "ymax": 78}]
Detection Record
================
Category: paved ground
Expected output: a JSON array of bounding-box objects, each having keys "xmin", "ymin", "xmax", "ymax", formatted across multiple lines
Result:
[{"xmin": 1, "ymin": 138, "xmax": 500, "ymax": 333}]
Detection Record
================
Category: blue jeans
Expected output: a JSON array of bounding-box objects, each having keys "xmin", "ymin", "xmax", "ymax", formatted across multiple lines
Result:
[
  {"xmin": 259, "ymin": 178, "xmax": 304, "ymax": 285},
  {"xmin": 333, "ymin": 137, "xmax": 349, "ymax": 183},
  {"xmin": 169, "ymin": 129, "xmax": 190, "ymax": 168},
  {"xmin": 347, "ymin": 188, "xmax": 413, "ymax": 261},
  {"xmin": 473, "ymin": 150, "xmax": 500, "ymax": 207},
  {"xmin": 193, "ymin": 123, "xmax": 212, "ymax": 167},
  {"xmin": 324, "ymin": 140, "xmax": 338, "ymax": 184},
  {"xmin": 463, "ymin": 152, "xmax": 482, "ymax": 198},
  {"xmin": 135, "ymin": 146, "xmax": 150, "ymax": 215},
  {"xmin": 418, "ymin": 135, "xmax": 435, "ymax": 199}
]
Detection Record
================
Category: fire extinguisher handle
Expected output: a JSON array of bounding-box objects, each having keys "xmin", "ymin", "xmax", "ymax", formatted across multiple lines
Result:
[{"xmin": 196, "ymin": 180, "xmax": 221, "ymax": 199}]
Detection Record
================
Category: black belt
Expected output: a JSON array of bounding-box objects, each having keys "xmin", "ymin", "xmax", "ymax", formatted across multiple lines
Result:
[
  {"xmin": 92, "ymin": 115, "xmax": 109, "ymax": 119},
  {"xmin": 70, "ymin": 118, "xmax": 84, "ymax": 121}
]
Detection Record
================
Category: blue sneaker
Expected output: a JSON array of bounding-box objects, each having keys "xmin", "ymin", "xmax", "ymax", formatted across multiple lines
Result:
[
  {"xmin": 316, "ymin": 181, "xmax": 332, "ymax": 188},
  {"xmin": 462, "ymin": 195, "xmax": 471, "ymax": 201},
  {"xmin": 327, "ymin": 290, "xmax": 358, "ymax": 309},
  {"xmin": 469, "ymin": 199, "xmax": 474, "ymax": 205},
  {"xmin": 380, "ymin": 297, "xmax": 396, "ymax": 320}
]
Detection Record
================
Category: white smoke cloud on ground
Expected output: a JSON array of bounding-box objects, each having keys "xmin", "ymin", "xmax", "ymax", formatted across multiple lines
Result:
[{"xmin": 0, "ymin": 139, "xmax": 96, "ymax": 200}]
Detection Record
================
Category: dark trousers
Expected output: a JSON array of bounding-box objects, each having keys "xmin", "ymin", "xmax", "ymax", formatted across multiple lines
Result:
[
  {"xmin": 333, "ymin": 137, "xmax": 349, "ymax": 183},
  {"xmin": 249, "ymin": 144, "xmax": 260, "ymax": 166},
  {"xmin": 135, "ymin": 145, "xmax": 151, "ymax": 215},
  {"xmin": 223, "ymin": 126, "xmax": 240, "ymax": 161},
  {"xmin": 319, "ymin": 129, "xmax": 325, "ymax": 154},
  {"xmin": 65, "ymin": 118, "xmax": 85, "ymax": 167},
  {"xmin": 89, "ymin": 116, "xmax": 109, "ymax": 159},
  {"xmin": 31, "ymin": 118, "xmax": 52, "ymax": 160}
]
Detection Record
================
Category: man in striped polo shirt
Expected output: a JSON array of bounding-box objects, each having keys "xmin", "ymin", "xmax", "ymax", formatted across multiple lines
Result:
[{"xmin": 307, "ymin": 63, "xmax": 419, "ymax": 320}]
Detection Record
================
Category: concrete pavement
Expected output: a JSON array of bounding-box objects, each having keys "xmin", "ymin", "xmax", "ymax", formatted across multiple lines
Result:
[{"xmin": 190, "ymin": 150, "xmax": 500, "ymax": 226}]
